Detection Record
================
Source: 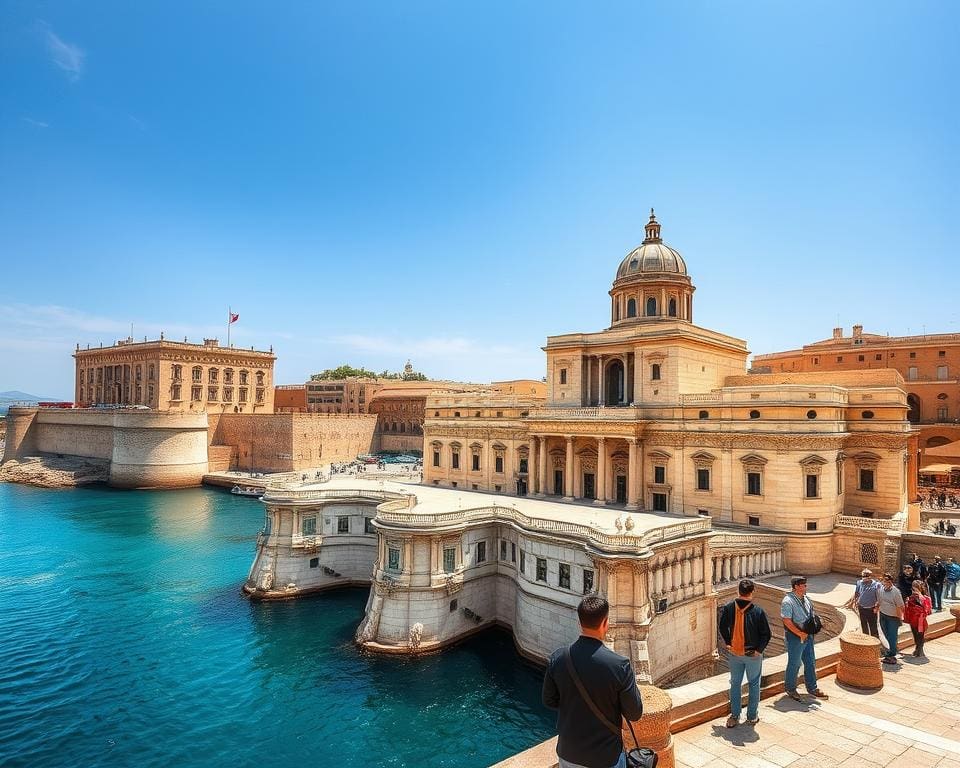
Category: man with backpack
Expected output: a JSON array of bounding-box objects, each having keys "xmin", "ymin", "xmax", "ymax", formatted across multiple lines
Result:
[
  {"xmin": 780, "ymin": 576, "xmax": 829, "ymax": 702},
  {"xmin": 718, "ymin": 579, "xmax": 771, "ymax": 728}
]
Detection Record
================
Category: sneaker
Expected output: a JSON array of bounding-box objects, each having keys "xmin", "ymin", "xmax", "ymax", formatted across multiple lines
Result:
[
  {"xmin": 726, "ymin": 716, "xmax": 739, "ymax": 728},
  {"xmin": 746, "ymin": 716, "xmax": 760, "ymax": 725},
  {"xmin": 882, "ymin": 657, "xmax": 898, "ymax": 664}
]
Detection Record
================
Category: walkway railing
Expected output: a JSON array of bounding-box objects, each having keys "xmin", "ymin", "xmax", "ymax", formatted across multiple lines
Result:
[
  {"xmin": 710, "ymin": 531, "xmax": 786, "ymax": 586},
  {"xmin": 834, "ymin": 513, "xmax": 905, "ymax": 532}
]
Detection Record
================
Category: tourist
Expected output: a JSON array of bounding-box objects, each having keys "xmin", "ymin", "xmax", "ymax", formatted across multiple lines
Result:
[
  {"xmin": 927, "ymin": 556, "xmax": 946, "ymax": 612},
  {"xmin": 946, "ymin": 557, "xmax": 960, "ymax": 601},
  {"xmin": 910, "ymin": 553, "xmax": 928, "ymax": 582},
  {"xmin": 780, "ymin": 576, "xmax": 829, "ymax": 701},
  {"xmin": 846, "ymin": 568, "xmax": 880, "ymax": 637},
  {"xmin": 718, "ymin": 579, "xmax": 771, "ymax": 728},
  {"xmin": 904, "ymin": 580, "xmax": 933, "ymax": 659},
  {"xmin": 948, "ymin": 522, "xmax": 957, "ymax": 537},
  {"xmin": 878, "ymin": 573, "xmax": 904, "ymax": 665},
  {"xmin": 542, "ymin": 596, "xmax": 644, "ymax": 768},
  {"xmin": 897, "ymin": 564, "xmax": 915, "ymax": 600}
]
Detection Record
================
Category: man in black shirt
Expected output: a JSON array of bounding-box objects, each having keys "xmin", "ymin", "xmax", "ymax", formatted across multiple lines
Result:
[{"xmin": 543, "ymin": 597, "xmax": 644, "ymax": 768}]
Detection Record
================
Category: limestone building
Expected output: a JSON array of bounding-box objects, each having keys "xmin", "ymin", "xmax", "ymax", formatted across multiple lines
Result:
[
  {"xmin": 423, "ymin": 211, "xmax": 917, "ymax": 574},
  {"xmin": 74, "ymin": 337, "xmax": 275, "ymax": 413}
]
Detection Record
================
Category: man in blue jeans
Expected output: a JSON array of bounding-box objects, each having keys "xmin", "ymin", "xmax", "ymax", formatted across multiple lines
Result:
[
  {"xmin": 878, "ymin": 572, "xmax": 905, "ymax": 664},
  {"xmin": 780, "ymin": 576, "xmax": 829, "ymax": 701},
  {"xmin": 718, "ymin": 579, "xmax": 771, "ymax": 727}
]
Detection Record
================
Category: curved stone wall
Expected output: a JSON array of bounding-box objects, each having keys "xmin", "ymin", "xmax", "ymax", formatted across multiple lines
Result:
[{"xmin": 2, "ymin": 407, "xmax": 38, "ymax": 462}]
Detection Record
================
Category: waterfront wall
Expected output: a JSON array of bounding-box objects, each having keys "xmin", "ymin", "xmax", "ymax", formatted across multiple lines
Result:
[{"xmin": 2, "ymin": 408, "xmax": 209, "ymax": 488}]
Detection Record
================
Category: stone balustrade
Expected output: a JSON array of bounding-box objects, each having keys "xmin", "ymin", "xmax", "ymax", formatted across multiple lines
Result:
[
  {"xmin": 710, "ymin": 533, "xmax": 786, "ymax": 586},
  {"xmin": 834, "ymin": 513, "xmax": 905, "ymax": 532},
  {"xmin": 647, "ymin": 543, "xmax": 706, "ymax": 608},
  {"xmin": 527, "ymin": 406, "xmax": 643, "ymax": 420}
]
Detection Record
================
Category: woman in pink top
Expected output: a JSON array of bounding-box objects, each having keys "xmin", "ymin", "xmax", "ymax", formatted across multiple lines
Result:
[{"xmin": 904, "ymin": 580, "xmax": 933, "ymax": 659}]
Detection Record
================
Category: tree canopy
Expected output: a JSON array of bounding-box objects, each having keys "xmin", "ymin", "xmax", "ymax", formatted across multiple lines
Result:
[{"xmin": 310, "ymin": 364, "xmax": 428, "ymax": 381}]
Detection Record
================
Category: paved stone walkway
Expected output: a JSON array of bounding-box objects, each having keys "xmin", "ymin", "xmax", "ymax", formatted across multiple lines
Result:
[{"xmin": 674, "ymin": 631, "xmax": 960, "ymax": 768}]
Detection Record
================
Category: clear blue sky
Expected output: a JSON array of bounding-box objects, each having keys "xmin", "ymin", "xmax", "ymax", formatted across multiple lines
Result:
[{"xmin": 2, "ymin": 2, "xmax": 957, "ymax": 398}]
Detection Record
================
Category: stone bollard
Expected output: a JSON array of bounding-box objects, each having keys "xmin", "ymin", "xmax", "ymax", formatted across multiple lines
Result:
[
  {"xmin": 623, "ymin": 684, "xmax": 674, "ymax": 768},
  {"xmin": 952, "ymin": 606, "xmax": 960, "ymax": 632},
  {"xmin": 836, "ymin": 631, "xmax": 883, "ymax": 690}
]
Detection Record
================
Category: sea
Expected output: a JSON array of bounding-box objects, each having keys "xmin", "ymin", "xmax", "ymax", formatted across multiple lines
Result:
[{"xmin": 0, "ymin": 483, "xmax": 555, "ymax": 768}]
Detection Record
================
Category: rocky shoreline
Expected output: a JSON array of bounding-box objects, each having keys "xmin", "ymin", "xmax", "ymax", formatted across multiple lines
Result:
[{"xmin": 0, "ymin": 455, "xmax": 109, "ymax": 488}]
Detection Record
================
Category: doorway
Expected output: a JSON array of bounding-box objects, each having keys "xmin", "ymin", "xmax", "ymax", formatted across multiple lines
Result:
[
  {"xmin": 554, "ymin": 469, "xmax": 564, "ymax": 496},
  {"xmin": 653, "ymin": 492, "xmax": 667, "ymax": 512},
  {"xmin": 516, "ymin": 478, "xmax": 527, "ymax": 497},
  {"xmin": 583, "ymin": 472, "xmax": 596, "ymax": 500},
  {"xmin": 615, "ymin": 475, "xmax": 627, "ymax": 504}
]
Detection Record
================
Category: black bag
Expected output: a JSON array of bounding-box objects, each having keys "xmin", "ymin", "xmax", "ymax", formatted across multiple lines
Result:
[
  {"xmin": 792, "ymin": 593, "xmax": 823, "ymax": 635},
  {"xmin": 563, "ymin": 649, "xmax": 658, "ymax": 768}
]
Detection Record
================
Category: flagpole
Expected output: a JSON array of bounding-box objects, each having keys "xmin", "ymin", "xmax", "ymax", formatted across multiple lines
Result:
[{"xmin": 227, "ymin": 307, "xmax": 231, "ymax": 348}]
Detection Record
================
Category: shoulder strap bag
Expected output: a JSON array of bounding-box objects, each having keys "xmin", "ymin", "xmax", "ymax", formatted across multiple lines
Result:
[
  {"xmin": 790, "ymin": 593, "xmax": 823, "ymax": 635},
  {"xmin": 563, "ymin": 648, "xmax": 658, "ymax": 768}
]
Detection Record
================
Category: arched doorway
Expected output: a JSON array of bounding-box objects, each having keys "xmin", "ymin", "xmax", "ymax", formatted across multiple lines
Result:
[
  {"xmin": 605, "ymin": 359, "xmax": 625, "ymax": 406},
  {"xmin": 907, "ymin": 394, "xmax": 921, "ymax": 424}
]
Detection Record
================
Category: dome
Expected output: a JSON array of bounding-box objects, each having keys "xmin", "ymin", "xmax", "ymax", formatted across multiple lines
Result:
[{"xmin": 615, "ymin": 210, "xmax": 687, "ymax": 280}]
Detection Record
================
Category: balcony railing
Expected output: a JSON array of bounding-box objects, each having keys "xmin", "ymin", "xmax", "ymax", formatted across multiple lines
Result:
[{"xmin": 527, "ymin": 406, "xmax": 643, "ymax": 421}]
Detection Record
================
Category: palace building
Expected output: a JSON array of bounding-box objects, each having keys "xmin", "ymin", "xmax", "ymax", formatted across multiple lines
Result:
[
  {"xmin": 74, "ymin": 337, "xmax": 276, "ymax": 413},
  {"xmin": 423, "ymin": 211, "xmax": 918, "ymax": 574}
]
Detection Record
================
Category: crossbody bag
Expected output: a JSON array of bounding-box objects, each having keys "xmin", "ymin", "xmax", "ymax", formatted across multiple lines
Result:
[
  {"xmin": 790, "ymin": 593, "xmax": 823, "ymax": 635},
  {"xmin": 562, "ymin": 649, "xmax": 658, "ymax": 768}
]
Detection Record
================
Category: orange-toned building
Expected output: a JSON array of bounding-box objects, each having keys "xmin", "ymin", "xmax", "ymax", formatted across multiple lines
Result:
[
  {"xmin": 274, "ymin": 384, "xmax": 307, "ymax": 413},
  {"xmin": 753, "ymin": 326, "xmax": 960, "ymax": 466}
]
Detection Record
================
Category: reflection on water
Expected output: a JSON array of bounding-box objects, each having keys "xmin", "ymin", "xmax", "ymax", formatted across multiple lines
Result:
[{"xmin": 0, "ymin": 483, "xmax": 554, "ymax": 768}]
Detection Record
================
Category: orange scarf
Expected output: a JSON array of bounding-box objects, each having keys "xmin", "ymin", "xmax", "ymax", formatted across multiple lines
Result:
[{"xmin": 731, "ymin": 603, "xmax": 748, "ymax": 656}]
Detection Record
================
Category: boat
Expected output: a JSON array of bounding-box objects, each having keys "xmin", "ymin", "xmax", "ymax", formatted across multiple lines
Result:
[{"xmin": 231, "ymin": 485, "xmax": 265, "ymax": 497}]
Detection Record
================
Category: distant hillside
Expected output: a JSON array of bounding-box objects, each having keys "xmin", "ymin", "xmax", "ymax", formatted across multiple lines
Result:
[{"xmin": 0, "ymin": 391, "xmax": 58, "ymax": 401}]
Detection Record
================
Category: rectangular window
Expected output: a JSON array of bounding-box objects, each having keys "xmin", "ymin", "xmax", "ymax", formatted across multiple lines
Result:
[
  {"xmin": 171, "ymin": 385, "xmax": 181, "ymax": 401},
  {"xmin": 495, "ymin": 456, "xmax": 504, "ymax": 474},
  {"xmin": 518, "ymin": 457, "xmax": 528, "ymax": 473},
  {"xmin": 207, "ymin": 386, "xmax": 218, "ymax": 401},
  {"xmin": 938, "ymin": 406, "xmax": 949, "ymax": 421},
  {"xmin": 476, "ymin": 541, "xmax": 486, "ymax": 563},
  {"xmin": 433, "ymin": 450, "xmax": 440, "ymax": 467},
  {"xmin": 813, "ymin": 357, "xmax": 819, "ymax": 365},
  {"xmin": 859, "ymin": 468, "xmax": 875, "ymax": 492},
  {"xmin": 365, "ymin": 518, "xmax": 375, "ymax": 534},
  {"xmin": 559, "ymin": 563, "xmax": 571, "ymax": 590},
  {"xmin": 748, "ymin": 515, "xmax": 760, "ymax": 526},
  {"xmin": 239, "ymin": 387, "xmax": 248, "ymax": 402},
  {"xmin": 875, "ymin": 354, "xmax": 882, "ymax": 361},
  {"xmin": 452, "ymin": 452, "xmax": 460, "ymax": 470},
  {"xmin": 472, "ymin": 454, "xmax": 480, "ymax": 471},
  {"xmin": 805, "ymin": 474, "xmax": 819, "ymax": 499},
  {"xmin": 302, "ymin": 516, "xmax": 317, "ymax": 535},
  {"xmin": 309, "ymin": 557, "xmax": 319, "ymax": 568},
  {"xmin": 746, "ymin": 472, "xmax": 761, "ymax": 496},
  {"xmin": 696, "ymin": 468, "xmax": 710, "ymax": 491},
  {"xmin": 940, "ymin": 350, "xmax": 946, "ymax": 357},
  {"xmin": 223, "ymin": 387, "xmax": 233, "ymax": 402},
  {"xmin": 520, "ymin": 550, "xmax": 526, "ymax": 575},
  {"xmin": 387, "ymin": 547, "xmax": 401, "ymax": 571},
  {"xmin": 337, "ymin": 517, "xmax": 349, "ymax": 534},
  {"xmin": 654, "ymin": 465, "xmax": 666, "ymax": 484},
  {"xmin": 909, "ymin": 352, "xmax": 916, "ymax": 359},
  {"xmin": 511, "ymin": 542, "xmax": 516, "ymax": 563},
  {"xmin": 443, "ymin": 547, "xmax": 456, "ymax": 573},
  {"xmin": 837, "ymin": 356, "xmax": 843, "ymax": 362},
  {"xmin": 500, "ymin": 540, "xmax": 507, "ymax": 561},
  {"xmin": 559, "ymin": 368, "xmax": 567, "ymax": 385},
  {"xmin": 582, "ymin": 568, "xmax": 594, "ymax": 594},
  {"xmin": 937, "ymin": 365, "xmax": 948, "ymax": 380},
  {"xmin": 255, "ymin": 388, "xmax": 264, "ymax": 403},
  {"xmin": 858, "ymin": 355, "xmax": 865, "ymax": 362},
  {"xmin": 536, "ymin": 557, "xmax": 547, "ymax": 582},
  {"xmin": 806, "ymin": 521, "xmax": 818, "ymax": 531}
]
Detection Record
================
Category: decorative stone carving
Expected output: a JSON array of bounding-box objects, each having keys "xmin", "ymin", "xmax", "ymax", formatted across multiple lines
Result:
[
  {"xmin": 624, "ymin": 515, "xmax": 635, "ymax": 531},
  {"xmin": 409, "ymin": 622, "xmax": 424, "ymax": 651}
]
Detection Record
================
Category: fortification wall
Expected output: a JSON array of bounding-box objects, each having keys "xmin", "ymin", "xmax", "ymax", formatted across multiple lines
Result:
[{"xmin": 2, "ymin": 407, "xmax": 39, "ymax": 462}]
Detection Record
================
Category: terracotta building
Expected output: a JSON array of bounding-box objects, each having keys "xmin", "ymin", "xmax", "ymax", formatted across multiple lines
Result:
[
  {"xmin": 753, "ymin": 326, "xmax": 960, "ymax": 462},
  {"xmin": 274, "ymin": 384, "xmax": 307, "ymax": 413},
  {"xmin": 423, "ymin": 210, "xmax": 916, "ymax": 574},
  {"xmin": 74, "ymin": 337, "xmax": 275, "ymax": 413}
]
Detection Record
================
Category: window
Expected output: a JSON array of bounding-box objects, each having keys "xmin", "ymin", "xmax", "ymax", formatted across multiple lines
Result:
[
  {"xmin": 651, "ymin": 364, "xmax": 661, "ymax": 381},
  {"xmin": 858, "ymin": 355, "xmax": 865, "ymax": 362},
  {"xmin": 471, "ymin": 454, "xmax": 480, "ymax": 472},
  {"xmin": 224, "ymin": 369, "xmax": 234, "ymax": 384},
  {"xmin": 208, "ymin": 387, "xmax": 219, "ymax": 401},
  {"xmin": 836, "ymin": 356, "xmax": 843, "ymax": 362},
  {"xmin": 654, "ymin": 465, "xmax": 666, "ymax": 484},
  {"xmin": 171, "ymin": 384, "xmax": 181, "ymax": 401},
  {"xmin": 192, "ymin": 366, "xmax": 203, "ymax": 382},
  {"xmin": 148, "ymin": 364, "xmax": 155, "ymax": 381},
  {"xmin": 209, "ymin": 368, "xmax": 219, "ymax": 384},
  {"xmin": 583, "ymin": 569, "xmax": 594, "ymax": 594},
  {"xmin": 907, "ymin": 366, "xmax": 918, "ymax": 381},
  {"xmin": 805, "ymin": 474, "xmax": 819, "ymax": 499},
  {"xmin": 909, "ymin": 352, "xmax": 916, "ymax": 359},
  {"xmin": 559, "ymin": 563, "xmax": 571, "ymax": 590},
  {"xmin": 699, "ymin": 410, "xmax": 709, "ymax": 419},
  {"xmin": 452, "ymin": 450, "xmax": 460, "ymax": 470},
  {"xmin": 239, "ymin": 370, "xmax": 249, "ymax": 385},
  {"xmin": 223, "ymin": 387, "xmax": 233, "ymax": 402},
  {"xmin": 520, "ymin": 550, "xmax": 526, "ymax": 574},
  {"xmin": 302, "ymin": 516, "xmax": 317, "ymax": 535},
  {"xmin": 806, "ymin": 521, "xmax": 818, "ymax": 531},
  {"xmin": 147, "ymin": 385, "xmax": 154, "ymax": 403},
  {"xmin": 309, "ymin": 557, "xmax": 319, "ymax": 568},
  {"xmin": 626, "ymin": 298, "xmax": 637, "ymax": 318},
  {"xmin": 859, "ymin": 468, "xmax": 875, "ymax": 492},
  {"xmin": 449, "ymin": 599, "xmax": 458, "ymax": 612},
  {"xmin": 861, "ymin": 543, "xmax": 880, "ymax": 565},
  {"xmin": 255, "ymin": 388, "xmax": 264, "ymax": 403},
  {"xmin": 387, "ymin": 546, "xmax": 401, "ymax": 571},
  {"xmin": 337, "ymin": 517, "xmax": 349, "ymax": 534},
  {"xmin": 940, "ymin": 350, "xmax": 946, "ymax": 357},
  {"xmin": 749, "ymin": 410, "xmax": 761, "ymax": 419},
  {"xmin": 495, "ymin": 456, "xmax": 504, "ymax": 474},
  {"xmin": 433, "ymin": 450, "xmax": 441, "ymax": 467},
  {"xmin": 365, "ymin": 518, "xmax": 375, "ymax": 534},
  {"xmin": 646, "ymin": 297, "xmax": 657, "ymax": 316},
  {"xmin": 807, "ymin": 410, "xmax": 817, "ymax": 419},
  {"xmin": 500, "ymin": 540, "xmax": 507, "ymax": 560},
  {"xmin": 938, "ymin": 406, "xmax": 948, "ymax": 421},
  {"xmin": 668, "ymin": 297, "xmax": 677, "ymax": 317},
  {"xmin": 191, "ymin": 386, "xmax": 202, "ymax": 401},
  {"xmin": 875, "ymin": 354, "xmax": 882, "ymax": 361},
  {"xmin": 476, "ymin": 541, "xmax": 486, "ymax": 563},
  {"xmin": 813, "ymin": 357, "xmax": 819, "ymax": 365},
  {"xmin": 746, "ymin": 472, "xmax": 761, "ymax": 496},
  {"xmin": 511, "ymin": 542, "xmax": 516, "ymax": 563},
  {"xmin": 748, "ymin": 516, "xmax": 760, "ymax": 526},
  {"xmin": 238, "ymin": 387, "xmax": 248, "ymax": 403},
  {"xmin": 443, "ymin": 547, "xmax": 456, "ymax": 573},
  {"xmin": 536, "ymin": 557, "xmax": 547, "ymax": 582},
  {"xmin": 937, "ymin": 366, "xmax": 948, "ymax": 380},
  {"xmin": 862, "ymin": 410, "xmax": 874, "ymax": 419},
  {"xmin": 559, "ymin": 368, "xmax": 567, "ymax": 385},
  {"xmin": 256, "ymin": 371, "xmax": 265, "ymax": 386},
  {"xmin": 696, "ymin": 468, "xmax": 710, "ymax": 491}
]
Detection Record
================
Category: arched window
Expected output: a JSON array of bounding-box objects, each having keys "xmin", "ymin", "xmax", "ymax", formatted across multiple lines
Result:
[
  {"xmin": 256, "ymin": 371, "xmax": 265, "ymax": 386},
  {"xmin": 208, "ymin": 368, "xmax": 219, "ymax": 384},
  {"xmin": 626, "ymin": 298, "xmax": 637, "ymax": 318},
  {"xmin": 651, "ymin": 364, "xmax": 661, "ymax": 381},
  {"xmin": 646, "ymin": 297, "xmax": 657, "ymax": 317},
  {"xmin": 668, "ymin": 297, "xmax": 677, "ymax": 317}
]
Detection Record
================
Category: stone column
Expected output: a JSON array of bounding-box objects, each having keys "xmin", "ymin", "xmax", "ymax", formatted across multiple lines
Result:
[
  {"xmin": 595, "ymin": 437, "xmax": 607, "ymax": 505},
  {"xmin": 539, "ymin": 437, "xmax": 549, "ymax": 496},
  {"xmin": 633, "ymin": 348, "xmax": 643, "ymax": 403},
  {"xmin": 529, "ymin": 437, "xmax": 538, "ymax": 496},
  {"xmin": 626, "ymin": 438, "xmax": 639, "ymax": 510},
  {"xmin": 564, "ymin": 436, "xmax": 574, "ymax": 500},
  {"xmin": 598, "ymin": 356, "xmax": 605, "ymax": 406}
]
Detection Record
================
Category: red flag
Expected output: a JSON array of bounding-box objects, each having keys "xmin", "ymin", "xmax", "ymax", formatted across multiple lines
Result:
[{"xmin": 230, "ymin": 313, "xmax": 239, "ymax": 323}]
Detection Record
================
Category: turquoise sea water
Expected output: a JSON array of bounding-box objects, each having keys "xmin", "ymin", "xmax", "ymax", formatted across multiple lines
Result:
[{"xmin": 0, "ymin": 484, "xmax": 554, "ymax": 768}]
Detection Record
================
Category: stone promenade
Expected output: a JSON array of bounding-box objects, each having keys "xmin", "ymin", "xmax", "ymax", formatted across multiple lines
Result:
[{"xmin": 674, "ymin": 631, "xmax": 960, "ymax": 768}]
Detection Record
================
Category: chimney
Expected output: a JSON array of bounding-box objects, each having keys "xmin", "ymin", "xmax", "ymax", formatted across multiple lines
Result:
[
  {"xmin": 853, "ymin": 324, "xmax": 863, "ymax": 339},
  {"xmin": 832, "ymin": 327, "xmax": 843, "ymax": 339}
]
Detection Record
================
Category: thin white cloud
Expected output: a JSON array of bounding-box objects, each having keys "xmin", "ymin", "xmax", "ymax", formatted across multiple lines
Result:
[
  {"xmin": 45, "ymin": 28, "xmax": 85, "ymax": 81},
  {"xmin": 22, "ymin": 117, "xmax": 49, "ymax": 128}
]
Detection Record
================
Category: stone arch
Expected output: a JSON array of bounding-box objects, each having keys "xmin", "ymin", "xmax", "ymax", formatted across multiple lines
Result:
[
  {"xmin": 604, "ymin": 358, "xmax": 626, "ymax": 406},
  {"xmin": 626, "ymin": 298, "xmax": 637, "ymax": 318}
]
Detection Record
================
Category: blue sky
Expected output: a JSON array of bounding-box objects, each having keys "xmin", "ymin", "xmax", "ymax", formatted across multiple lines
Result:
[{"xmin": 1, "ymin": 2, "xmax": 957, "ymax": 397}]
